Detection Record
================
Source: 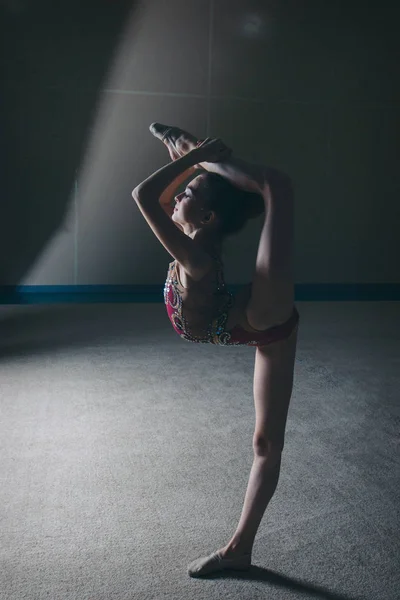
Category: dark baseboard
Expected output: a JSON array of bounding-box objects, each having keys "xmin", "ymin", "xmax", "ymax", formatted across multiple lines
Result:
[{"xmin": 0, "ymin": 283, "xmax": 399, "ymax": 304}]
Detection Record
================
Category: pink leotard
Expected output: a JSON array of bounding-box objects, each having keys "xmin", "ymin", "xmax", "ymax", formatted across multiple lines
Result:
[{"xmin": 164, "ymin": 255, "xmax": 299, "ymax": 346}]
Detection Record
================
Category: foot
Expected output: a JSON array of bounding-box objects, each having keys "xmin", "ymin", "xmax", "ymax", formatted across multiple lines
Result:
[
  {"xmin": 187, "ymin": 545, "xmax": 252, "ymax": 578},
  {"xmin": 149, "ymin": 122, "xmax": 200, "ymax": 157}
]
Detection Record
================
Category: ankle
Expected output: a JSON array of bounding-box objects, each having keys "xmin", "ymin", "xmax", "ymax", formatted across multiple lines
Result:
[
  {"xmin": 175, "ymin": 136, "xmax": 198, "ymax": 156},
  {"xmin": 225, "ymin": 540, "xmax": 252, "ymax": 555}
]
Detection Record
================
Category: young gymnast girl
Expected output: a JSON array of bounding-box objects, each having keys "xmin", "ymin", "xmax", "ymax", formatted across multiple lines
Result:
[{"xmin": 132, "ymin": 123, "xmax": 299, "ymax": 577}]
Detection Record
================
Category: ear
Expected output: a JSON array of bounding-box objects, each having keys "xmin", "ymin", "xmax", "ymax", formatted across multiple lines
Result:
[{"xmin": 202, "ymin": 211, "xmax": 215, "ymax": 224}]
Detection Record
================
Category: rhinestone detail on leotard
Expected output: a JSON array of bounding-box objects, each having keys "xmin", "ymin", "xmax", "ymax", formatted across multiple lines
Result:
[{"xmin": 163, "ymin": 258, "xmax": 259, "ymax": 346}]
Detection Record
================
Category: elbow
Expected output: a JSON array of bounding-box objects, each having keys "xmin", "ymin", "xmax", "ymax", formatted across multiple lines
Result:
[
  {"xmin": 132, "ymin": 186, "xmax": 155, "ymax": 205},
  {"xmin": 131, "ymin": 187, "xmax": 141, "ymax": 202}
]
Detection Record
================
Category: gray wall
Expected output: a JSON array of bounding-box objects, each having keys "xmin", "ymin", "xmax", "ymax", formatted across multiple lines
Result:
[{"xmin": 1, "ymin": 0, "xmax": 399, "ymax": 288}]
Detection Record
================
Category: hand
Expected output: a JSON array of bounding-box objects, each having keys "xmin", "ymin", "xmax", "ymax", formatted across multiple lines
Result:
[
  {"xmin": 192, "ymin": 137, "xmax": 232, "ymax": 164},
  {"xmin": 165, "ymin": 138, "xmax": 203, "ymax": 171},
  {"xmin": 166, "ymin": 140, "xmax": 182, "ymax": 162}
]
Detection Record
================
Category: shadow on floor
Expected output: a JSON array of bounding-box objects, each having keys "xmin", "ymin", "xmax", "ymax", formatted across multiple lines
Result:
[{"xmin": 205, "ymin": 565, "xmax": 363, "ymax": 600}]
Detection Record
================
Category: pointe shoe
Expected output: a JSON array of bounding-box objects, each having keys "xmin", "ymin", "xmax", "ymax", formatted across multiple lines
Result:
[
  {"xmin": 149, "ymin": 122, "xmax": 200, "ymax": 156},
  {"xmin": 187, "ymin": 550, "xmax": 251, "ymax": 578}
]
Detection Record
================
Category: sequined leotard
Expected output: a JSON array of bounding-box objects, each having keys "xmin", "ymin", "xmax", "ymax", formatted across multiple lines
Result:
[{"xmin": 164, "ymin": 254, "xmax": 299, "ymax": 347}]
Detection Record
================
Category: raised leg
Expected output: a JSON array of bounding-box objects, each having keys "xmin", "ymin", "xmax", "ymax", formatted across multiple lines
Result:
[{"xmin": 245, "ymin": 170, "xmax": 295, "ymax": 331}]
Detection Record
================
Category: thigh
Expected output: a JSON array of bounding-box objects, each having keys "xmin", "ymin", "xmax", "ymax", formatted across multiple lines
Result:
[
  {"xmin": 246, "ymin": 175, "xmax": 295, "ymax": 331},
  {"xmin": 252, "ymin": 325, "xmax": 298, "ymax": 450}
]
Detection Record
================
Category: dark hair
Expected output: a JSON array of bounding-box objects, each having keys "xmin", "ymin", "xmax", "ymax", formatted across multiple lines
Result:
[{"xmin": 200, "ymin": 172, "xmax": 265, "ymax": 238}]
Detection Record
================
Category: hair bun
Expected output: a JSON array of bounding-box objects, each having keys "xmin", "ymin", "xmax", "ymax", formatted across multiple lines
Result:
[{"xmin": 201, "ymin": 172, "xmax": 265, "ymax": 237}]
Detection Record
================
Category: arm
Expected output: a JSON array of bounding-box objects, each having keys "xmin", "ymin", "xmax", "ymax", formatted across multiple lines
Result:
[
  {"xmin": 132, "ymin": 152, "xmax": 199, "ymax": 204},
  {"xmin": 197, "ymin": 155, "xmax": 288, "ymax": 198},
  {"xmin": 198, "ymin": 155, "xmax": 266, "ymax": 195},
  {"xmin": 169, "ymin": 129, "xmax": 270, "ymax": 196},
  {"xmin": 158, "ymin": 164, "xmax": 197, "ymax": 233},
  {"xmin": 159, "ymin": 164, "xmax": 197, "ymax": 207},
  {"xmin": 169, "ymin": 128, "xmax": 287, "ymax": 197},
  {"xmin": 149, "ymin": 123, "xmax": 286, "ymax": 200}
]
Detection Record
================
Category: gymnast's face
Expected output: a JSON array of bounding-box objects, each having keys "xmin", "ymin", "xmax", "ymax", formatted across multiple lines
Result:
[{"xmin": 172, "ymin": 175, "xmax": 213, "ymax": 234}]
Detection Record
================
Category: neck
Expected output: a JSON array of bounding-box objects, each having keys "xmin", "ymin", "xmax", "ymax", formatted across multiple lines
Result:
[
  {"xmin": 191, "ymin": 229, "xmax": 222, "ymax": 257},
  {"xmin": 201, "ymin": 240, "xmax": 222, "ymax": 258}
]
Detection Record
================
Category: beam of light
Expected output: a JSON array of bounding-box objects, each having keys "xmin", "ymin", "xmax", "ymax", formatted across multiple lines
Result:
[{"xmin": 20, "ymin": 2, "xmax": 147, "ymax": 286}]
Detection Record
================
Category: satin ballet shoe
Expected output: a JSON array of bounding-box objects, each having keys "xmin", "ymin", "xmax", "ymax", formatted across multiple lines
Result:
[
  {"xmin": 149, "ymin": 122, "xmax": 173, "ymax": 141},
  {"xmin": 149, "ymin": 122, "xmax": 200, "ymax": 153},
  {"xmin": 188, "ymin": 550, "xmax": 252, "ymax": 578}
]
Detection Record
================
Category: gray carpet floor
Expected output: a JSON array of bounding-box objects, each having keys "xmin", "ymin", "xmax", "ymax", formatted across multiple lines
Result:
[{"xmin": 0, "ymin": 301, "xmax": 399, "ymax": 600}]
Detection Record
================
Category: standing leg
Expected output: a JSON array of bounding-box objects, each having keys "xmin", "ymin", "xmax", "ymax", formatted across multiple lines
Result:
[
  {"xmin": 221, "ymin": 451, "xmax": 283, "ymax": 555},
  {"xmin": 222, "ymin": 327, "xmax": 298, "ymax": 556},
  {"xmin": 188, "ymin": 326, "xmax": 298, "ymax": 577}
]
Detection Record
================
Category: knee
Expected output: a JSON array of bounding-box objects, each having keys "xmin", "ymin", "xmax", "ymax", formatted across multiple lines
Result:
[{"xmin": 252, "ymin": 435, "xmax": 284, "ymax": 465}]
